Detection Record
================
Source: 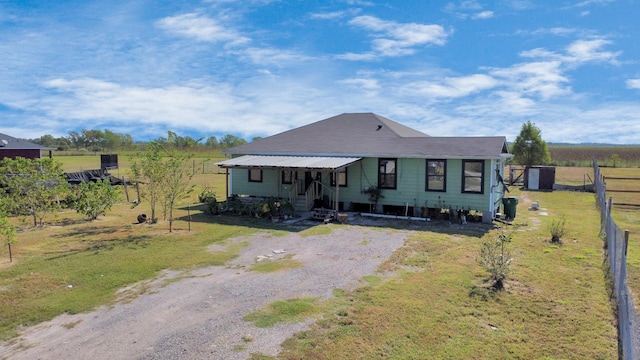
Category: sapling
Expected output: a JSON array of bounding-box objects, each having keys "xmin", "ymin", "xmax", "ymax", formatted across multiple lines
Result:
[{"xmin": 478, "ymin": 229, "xmax": 513, "ymax": 290}]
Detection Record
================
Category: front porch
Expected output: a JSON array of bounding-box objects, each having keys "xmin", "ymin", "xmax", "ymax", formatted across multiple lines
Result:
[{"xmin": 217, "ymin": 155, "xmax": 362, "ymax": 215}]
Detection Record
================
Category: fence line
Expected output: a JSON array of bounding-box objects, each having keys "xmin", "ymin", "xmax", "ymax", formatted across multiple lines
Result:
[{"xmin": 594, "ymin": 160, "xmax": 639, "ymax": 359}]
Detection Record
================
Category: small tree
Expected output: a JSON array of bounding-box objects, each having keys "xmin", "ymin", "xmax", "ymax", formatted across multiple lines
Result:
[
  {"xmin": 161, "ymin": 149, "xmax": 195, "ymax": 232},
  {"xmin": 0, "ymin": 157, "xmax": 68, "ymax": 226},
  {"xmin": 0, "ymin": 213, "xmax": 16, "ymax": 262},
  {"xmin": 129, "ymin": 142, "xmax": 167, "ymax": 222},
  {"xmin": 510, "ymin": 121, "xmax": 551, "ymax": 167},
  {"xmin": 478, "ymin": 230, "xmax": 513, "ymax": 290},
  {"xmin": 363, "ymin": 185, "xmax": 384, "ymax": 213},
  {"xmin": 72, "ymin": 179, "xmax": 119, "ymax": 220},
  {"xmin": 610, "ymin": 153, "xmax": 621, "ymax": 168}
]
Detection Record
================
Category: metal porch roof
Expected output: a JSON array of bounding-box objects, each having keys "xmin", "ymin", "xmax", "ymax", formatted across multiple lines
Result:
[{"xmin": 216, "ymin": 155, "xmax": 362, "ymax": 170}]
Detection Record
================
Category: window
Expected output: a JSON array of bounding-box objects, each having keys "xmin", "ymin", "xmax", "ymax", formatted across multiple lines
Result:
[
  {"xmin": 282, "ymin": 170, "xmax": 293, "ymax": 184},
  {"xmin": 426, "ymin": 160, "xmax": 446, "ymax": 191},
  {"xmin": 331, "ymin": 168, "xmax": 348, "ymax": 187},
  {"xmin": 378, "ymin": 158, "xmax": 397, "ymax": 189},
  {"xmin": 248, "ymin": 168, "xmax": 263, "ymax": 182},
  {"xmin": 462, "ymin": 160, "xmax": 484, "ymax": 193}
]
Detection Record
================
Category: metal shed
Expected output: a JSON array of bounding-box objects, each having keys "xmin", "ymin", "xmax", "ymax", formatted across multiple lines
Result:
[{"xmin": 525, "ymin": 166, "xmax": 556, "ymax": 190}]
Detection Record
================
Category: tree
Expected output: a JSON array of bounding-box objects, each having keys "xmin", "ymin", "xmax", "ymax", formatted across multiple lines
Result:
[
  {"xmin": 82, "ymin": 129, "xmax": 105, "ymax": 151},
  {"xmin": 129, "ymin": 142, "xmax": 166, "ymax": 222},
  {"xmin": 219, "ymin": 134, "xmax": 247, "ymax": 149},
  {"xmin": 510, "ymin": 121, "xmax": 551, "ymax": 167},
  {"xmin": 0, "ymin": 157, "xmax": 68, "ymax": 226},
  {"xmin": 161, "ymin": 149, "xmax": 195, "ymax": 232},
  {"xmin": 68, "ymin": 131, "xmax": 83, "ymax": 150},
  {"xmin": 129, "ymin": 143, "xmax": 195, "ymax": 231},
  {"xmin": 71, "ymin": 179, "xmax": 119, "ymax": 220},
  {"xmin": 205, "ymin": 136, "xmax": 219, "ymax": 148},
  {"xmin": 0, "ymin": 213, "xmax": 16, "ymax": 262},
  {"xmin": 478, "ymin": 230, "xmax": 512, "ymax": 290}
]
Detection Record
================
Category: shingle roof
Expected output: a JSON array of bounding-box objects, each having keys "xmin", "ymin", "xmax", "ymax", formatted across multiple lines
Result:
[
  {"xmin": 225, "ymin": 113, "xmax": 510, "ymax": 159},
  {"xmin": 0, "ymin": 133, "xmax": 54, "ymax": 150}
]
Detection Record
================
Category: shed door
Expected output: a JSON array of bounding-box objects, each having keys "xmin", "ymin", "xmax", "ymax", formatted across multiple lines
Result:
[{"xmin": 528, "ymin": 168, "xmax": 540, "ymax": 190}]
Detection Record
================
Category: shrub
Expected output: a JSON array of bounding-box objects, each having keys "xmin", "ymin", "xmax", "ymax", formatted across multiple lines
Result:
[
  {"xmin": 549, "ymin": 216, "xmax": 567, "ymax": 244},
  {"xmin": 478, "ymin": 230, "xmax": 512, "ymax": 290},
  {"xmin": 198, "ymin": 187, "xmax": 219, "ymax": 215}
]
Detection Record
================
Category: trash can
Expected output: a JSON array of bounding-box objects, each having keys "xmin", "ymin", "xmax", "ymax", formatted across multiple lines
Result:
[{"xmin": 502, "ymin": 197, "xmax": 518, "ymax": 220}]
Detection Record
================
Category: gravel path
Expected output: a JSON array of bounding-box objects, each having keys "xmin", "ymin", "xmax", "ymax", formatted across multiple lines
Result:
[{"xmin": 0, "ymin": 222, "xmax": 409, "ymax": 360}]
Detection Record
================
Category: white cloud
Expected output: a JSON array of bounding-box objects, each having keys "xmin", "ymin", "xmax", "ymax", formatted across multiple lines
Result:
[
  {"xmin": 472, "ymin": 11, "xmax": 494, "ymax": 19},
  {"xmin": 520, "ymin": 38, "xmax": 620, "ymax": 66},
  {"xmin": 39, "ymin": 78, "xmax": 252, "ymax": 135},
  {"xmin": 156, "ymin": 13, "xmax": 250, "ymax": 45},
  {"xmin": 310, "ymin": 9, "xmax": 360, "ymax": 20},
  {"xmin": 565, "ymin": 38, "xmax": 620, "ymax": 64},
  {"xmin": 346, "ymin": 15, "xmax": 449, "ymax": 58},
  {"xmin": 337, "ymin": 78, "xmax": 380, "ymax": 96},
  {"xmin": 402, "ymin": 74, "xmax": 498, "ymax": 99},
  {"xmin": 571, "ymin": 0, "xmax": 614, "ymax": 8},
  {"xmin": 627, "ymin": 78, "xmax": 640, "ymax": 89},
  {"xmin": 445, "ymin": 1, "xmax": 494, "ymax": 19},
  {"xmin": 237, "ymin": 47, "xmax": 315, "ymax": 66},
  {"xmin": 489, "ymin": 61, "xmax": 570, "ymax": 100}
]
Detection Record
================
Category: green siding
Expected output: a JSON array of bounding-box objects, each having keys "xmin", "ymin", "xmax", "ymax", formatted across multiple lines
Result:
[
  {"xmin": 230, "ymin": 168, "xmax": 280, "ymax": 197},
  {"xmin": 227, "ymin": 156, "xmax": 507, "ymax": 214}
]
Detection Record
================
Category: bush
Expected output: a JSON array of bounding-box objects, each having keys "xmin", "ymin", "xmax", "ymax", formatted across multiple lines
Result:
[
  {"xmin": 478, "ymin": 230, "xmax": 512, "ymax": 290},
  {"xmin": 549, "ymin": 216, "xmax": 567, "ymax": 244},
  {"xmin": 198, "ymin": 187, "xmax": 219, "ymax": 215}
]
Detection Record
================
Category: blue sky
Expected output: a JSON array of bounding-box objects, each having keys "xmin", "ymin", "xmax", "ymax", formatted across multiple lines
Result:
[{"xmin": 1, "ymin": 0, "xmax": 639, "ymax": 144}]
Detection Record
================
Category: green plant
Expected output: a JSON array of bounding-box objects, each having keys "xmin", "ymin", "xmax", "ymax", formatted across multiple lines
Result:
[
  {"xmin": 363, "ymin": 185, "xmax": 384, "ymax": 213},
  {"xmin": 0, "ymin": 213, "xmax": 16, "ymax": 262},
  {"xmin": 549, "ymin": 216, "xmax": 567, "ymax": 244},
  {"xmin": 71, "ymin": 179, "xmax": 120, "ymax": 220},
  {"xmin": 198, "ymin": 187, "xmax": 217, "ymax": 203},
  {"xmin": 198, "ymin": 187, "xmax": 219, "ymax": 215},
  {"xmin": 243, "ymin": 298, "xmax": 318, "ymax": 327},
  {"xmin": 478, "ymin": 229, "xmax": 512, "ymax": 290}
]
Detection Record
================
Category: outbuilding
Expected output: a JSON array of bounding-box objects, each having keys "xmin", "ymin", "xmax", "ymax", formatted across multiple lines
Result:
[{"xmin": 0, "ymin": 133, "xmax": 54, "ymax": 160}]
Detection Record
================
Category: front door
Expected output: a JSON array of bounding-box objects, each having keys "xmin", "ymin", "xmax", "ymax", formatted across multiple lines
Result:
[{"xmin": 301, "ymin": 171, "xmax": 321, "ymax": 194}]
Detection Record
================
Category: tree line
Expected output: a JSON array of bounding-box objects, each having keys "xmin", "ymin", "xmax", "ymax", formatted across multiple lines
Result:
[{"xmin": 30, "ymin": 129, "xmax": 256, "ymax": 152}]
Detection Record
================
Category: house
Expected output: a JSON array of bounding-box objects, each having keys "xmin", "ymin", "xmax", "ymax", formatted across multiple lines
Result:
[
  {"xmin": 0, "ymin": 132, "xmax": 54, "ymax": 160},
  {"xmin": 217, "ymin": 113, "xmax": 512, "ymax": 223}
]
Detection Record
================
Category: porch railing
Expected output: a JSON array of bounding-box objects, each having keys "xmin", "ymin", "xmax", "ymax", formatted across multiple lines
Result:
[
  {"xmin": 305, "ymin": 180, "xmax": 336, "ymax": 210},
  {"xmin": 287, "ymin": 179, "xmax": 337, "ymax": 211}
]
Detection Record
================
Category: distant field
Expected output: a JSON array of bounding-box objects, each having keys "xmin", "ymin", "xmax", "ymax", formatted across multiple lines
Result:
[{"xmin": 549, "ymin": 145, "xmax": 640, "ymax": 167}]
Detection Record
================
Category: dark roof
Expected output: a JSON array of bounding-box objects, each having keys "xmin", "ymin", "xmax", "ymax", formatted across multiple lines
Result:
[
  {"xmin": 225, "ymin": 113, "xmax": 510, "ymax": 159},
  {"xmin": 0, "ymin": 133, "xmax": 54, "ymax": 150}
]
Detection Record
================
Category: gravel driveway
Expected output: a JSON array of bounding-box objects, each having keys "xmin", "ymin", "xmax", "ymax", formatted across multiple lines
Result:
[{"xmin": 0, "ymin": 221, "xmax": 409, "ymax": 360}]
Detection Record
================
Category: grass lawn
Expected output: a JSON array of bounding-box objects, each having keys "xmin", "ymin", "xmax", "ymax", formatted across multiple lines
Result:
[
  {"xmin": 276, "ymin": 189, "xmax": 617, "ymax": 359},
  {"xmin": 0, "ymin": 157, "xmax": 620, "ymax": 358},
  {"xmin": 557, "ymin": 166, "xmax": 640, "ymax": 313}
]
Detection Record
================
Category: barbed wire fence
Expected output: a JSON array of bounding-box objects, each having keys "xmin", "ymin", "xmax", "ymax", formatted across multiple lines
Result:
[{"xmin": 594, "ymin": 160, "xmax": 640, "ymax": 359}]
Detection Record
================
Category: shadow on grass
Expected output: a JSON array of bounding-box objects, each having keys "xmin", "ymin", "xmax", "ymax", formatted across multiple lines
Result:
[
  {"xmin": 45, "ymin": 234, "xmax": 153, "ymax": 260},
  {"xmin": 176, "ymin": 204, "xmax": 493, "ymax": 238}
]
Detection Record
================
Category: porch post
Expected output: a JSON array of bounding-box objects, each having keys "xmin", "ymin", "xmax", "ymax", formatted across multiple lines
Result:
[
  {"xmin": 334, "ymin": 170, "xmax": 340, "ymax": 212},
  {"xmin": 225, "ymin": 168, "xmax": 230, "ymax": 200},
  {"xmin": 277, "ymin": 168, "xmax": 282, "ymax": 198}
]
